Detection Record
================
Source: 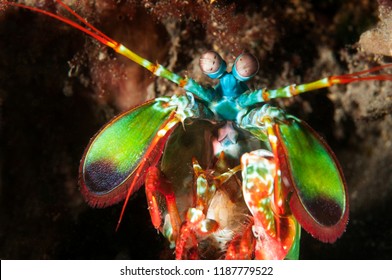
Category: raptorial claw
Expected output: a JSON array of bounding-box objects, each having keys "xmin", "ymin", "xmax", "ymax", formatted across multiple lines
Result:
[
  {"xmin": 145, "ymin": 166, "xmax": 181, "ymax": 243},
  {"xmin": 241, "ymin": 149, "xmax": 299, "ymax": 259}
]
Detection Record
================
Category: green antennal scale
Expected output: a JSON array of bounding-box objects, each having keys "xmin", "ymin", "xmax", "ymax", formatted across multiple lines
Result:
[
  {"xmin": 6, "ymin": 0, "xmax": 392, "ymax": 259},
  {"xmin": 80, "ymin": 97, "xmax": 180, "ymax": 207},
  {"xmin": 276, "ymin": 117, "xmax": 348, "ymax": 243}
]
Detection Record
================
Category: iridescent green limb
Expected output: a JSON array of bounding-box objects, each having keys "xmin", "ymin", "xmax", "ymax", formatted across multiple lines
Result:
[
  {"xmin": 81, "ymin": 97, "xmax": 178, "ymax": 202},
  {"xmin": 240, "ymin": 104, "xmax": 347, "ymax": 213},
  {"xmin": 240, "ymin": 104, "xmax": 348, "ymax": 243}
]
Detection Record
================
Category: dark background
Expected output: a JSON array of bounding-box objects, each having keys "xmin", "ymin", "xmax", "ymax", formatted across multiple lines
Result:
[{"xmin": 1, "ymin": 0, "xmax": 391, "ymax": 259}]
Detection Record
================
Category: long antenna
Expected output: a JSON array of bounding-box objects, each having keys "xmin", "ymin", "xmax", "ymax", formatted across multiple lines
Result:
[
  {"xmin": 4, "ymin": 0, "xmax": 214, "ymax": 101},
  {"xmin": 4, "ymin": 1, "xmax": 187, "ymax": 83}
]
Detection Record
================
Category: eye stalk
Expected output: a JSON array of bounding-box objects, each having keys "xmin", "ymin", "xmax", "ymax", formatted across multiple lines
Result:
[
  {"xmin": 199, "ymin": 51, "xmax": 227, "ymax": 79},
  {"xmin": 232, "ymin": 52, "xmax": 259, "ymax": 82}
]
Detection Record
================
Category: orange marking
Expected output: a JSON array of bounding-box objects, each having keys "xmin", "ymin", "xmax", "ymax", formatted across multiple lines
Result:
[
  {"xmin": 262, "ymin": 90, "xmax": 270, "ymax": 101},
  {"xmin": 179, "ymin": 79, "xmax": 188, "ymax": 88}
]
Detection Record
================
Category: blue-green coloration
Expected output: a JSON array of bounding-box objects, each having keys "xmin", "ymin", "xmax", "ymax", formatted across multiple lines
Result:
[
  {"xmin": 13, "ymin": 1, "xmax": 392, "ymax": 258},
  {"xmin": 79, "ymin": 51, "xmax": 349, "ymax": 250},
  {"xmin": 77, "ymin": 50, "xmax": 349, "ymax": 256}
]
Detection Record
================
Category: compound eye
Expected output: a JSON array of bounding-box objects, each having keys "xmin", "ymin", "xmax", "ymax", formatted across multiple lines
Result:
[
  {"xmin": 199, "ymin": 51, "xmax": 227, "ymax": 79},
  {"xmin": 232, "ymin": 52, "xmax": 259, "ymax": 81}
]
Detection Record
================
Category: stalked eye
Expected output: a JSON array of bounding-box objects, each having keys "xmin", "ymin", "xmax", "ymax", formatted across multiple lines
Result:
[
  {"xmin": 232, "ymin": 52, "xmax": 259, "ymax": 81},
  {"xmin": 199, "ymin": 51, "xmax": 227, "ymax": 79}
]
